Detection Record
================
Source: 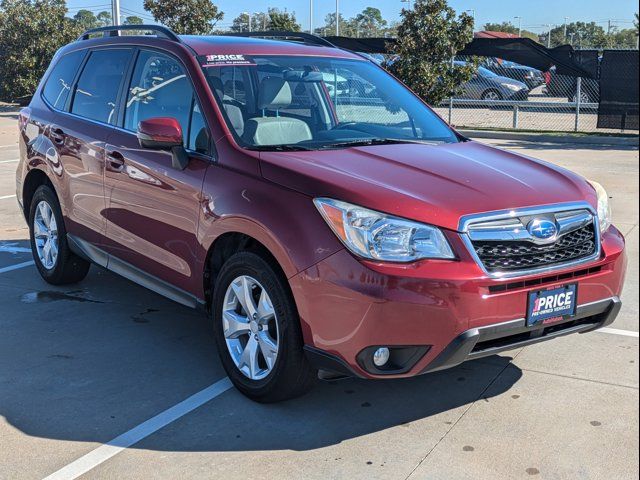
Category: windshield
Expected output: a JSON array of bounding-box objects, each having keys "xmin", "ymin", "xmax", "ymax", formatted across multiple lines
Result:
[{"xmin": 202, "ymin": 55, "xmax": 458, "ymax": 150}]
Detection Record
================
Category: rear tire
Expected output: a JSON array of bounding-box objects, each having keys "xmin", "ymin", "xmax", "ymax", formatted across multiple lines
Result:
[
  {"xmin": 28, "ymin": 185, "xmax": 90, "ymax": 285},
  {"xmin": 212, "ymin": 251, "xmax": 316, "ymax": 402}
]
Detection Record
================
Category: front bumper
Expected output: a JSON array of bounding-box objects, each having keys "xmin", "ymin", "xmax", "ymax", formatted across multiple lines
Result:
[{"xmin": 292, "ymin": 226, "xmax": 627, "ymax": 379}]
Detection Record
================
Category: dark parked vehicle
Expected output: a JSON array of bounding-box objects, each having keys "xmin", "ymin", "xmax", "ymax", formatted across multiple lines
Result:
[
  {"xmin": 454, "ymin": 62, "xmax": 529, "ymax": 101},
  {"xmin": 544, "ymin": 66, "xmax": 600, "ymax": 104},
  {"xmin": 16, "ymin": 26, "xmax": 626, "ymax": 402},
  {"xmin": 482, "ymin": 58, "xmax": 545, "ymax": 90}
]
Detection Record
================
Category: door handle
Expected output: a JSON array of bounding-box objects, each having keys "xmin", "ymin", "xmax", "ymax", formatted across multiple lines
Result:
[
  {"xmin": 50, "ymin": 127, "xmax": 65, "ymax": 145},
  {"xmin": 106, "ymin": 150, "xmax": 125, "ymax": 172}
]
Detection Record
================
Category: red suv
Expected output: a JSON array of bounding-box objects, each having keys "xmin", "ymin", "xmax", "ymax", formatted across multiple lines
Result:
[{"xmin": 16, "ymin": 26, "xmax": 626, "ymax": 402}]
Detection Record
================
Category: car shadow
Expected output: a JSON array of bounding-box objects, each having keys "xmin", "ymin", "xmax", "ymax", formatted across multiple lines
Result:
[{"xmin": 0, "ymin": 239, "xmax": 522, "ymax": 453}]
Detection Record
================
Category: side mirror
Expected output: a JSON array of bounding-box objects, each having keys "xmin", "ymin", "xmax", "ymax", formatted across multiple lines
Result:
[{"xmin": 137, "ymin": 117, "xmax": 189, "ymax": 170}]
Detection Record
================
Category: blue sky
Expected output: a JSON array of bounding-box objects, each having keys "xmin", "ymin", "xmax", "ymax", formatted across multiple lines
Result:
[{"xmin": 67, "ymin": 0, "xmax": 638, "ymax": 34}]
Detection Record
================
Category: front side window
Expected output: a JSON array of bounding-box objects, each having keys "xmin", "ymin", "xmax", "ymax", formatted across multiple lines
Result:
[
  {"xmin": 125, "ymin": 50, "xmax": 200, "ymax": 149},
  {"xmin": 42, "ymin": 50, "xmax": 86, "ymax": 110},
  {"xmin": 71, "ymin": 49, "xmax": 132, "ymax": 124},
  {"xmin": 203, "ymin": 55, "xmax": 458, "ymax": 150}
]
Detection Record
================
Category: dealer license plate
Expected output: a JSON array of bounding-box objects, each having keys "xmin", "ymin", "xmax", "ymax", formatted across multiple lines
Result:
[{"xmin": 527, "ymin": 284, "xmax": 578, "ymax": 326}]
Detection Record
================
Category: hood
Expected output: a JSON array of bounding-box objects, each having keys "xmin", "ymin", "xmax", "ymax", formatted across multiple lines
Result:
[
  {"xmin": 493, "ymin": 75, "xmax": 528, "ymax": 90},
  {"xmin": 259, "ymin": 141, "xmax": 596, "ymax": 232}
]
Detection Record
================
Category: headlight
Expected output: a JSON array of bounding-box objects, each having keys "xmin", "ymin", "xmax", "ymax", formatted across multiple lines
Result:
[
  {"xmin": 503, "ymin": 83, "xmax": 522, "ymax": 91},
  {"xmin": 589, "ymin": 181, "xmax": 612, "ymax": 233},
  {"xmin": 314, "ymin": 198, "xmax": 455, "ymax": 262}
]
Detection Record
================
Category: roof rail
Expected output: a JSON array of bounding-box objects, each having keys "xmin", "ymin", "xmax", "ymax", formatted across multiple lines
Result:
[
  {"xmin": 77, "ymin": 24, "xmax": 181, "ymax": 42},
  {"xmin": 224, "ymin": 31, "xmax": 337, "ymax": 49}
]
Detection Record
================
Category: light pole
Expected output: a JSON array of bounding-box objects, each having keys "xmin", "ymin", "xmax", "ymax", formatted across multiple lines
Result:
[
  {"xmin": 547, "ymin": 24, "xmax": 553, "ymax": 48},
  {"xmin": 111, "ymin": 0, "xmax": 120, "ymax": 26},
  {"xmin": 514, "ymin": 16, "xmax": 522, "ymax": 37},
  {"xmin": 242, "ymin": 11, "xmax": 251, "ymax": 32},
  {"xmin": 309, "ymin": 0, "xmax": 313, "ymax": 34},
  {"xmin": 335, "ymin": 0, "xmax": 339, "ymax": 36},
  {"xmin": 563, "ymin": 17, "xmax": 568, "ymax": 40}
]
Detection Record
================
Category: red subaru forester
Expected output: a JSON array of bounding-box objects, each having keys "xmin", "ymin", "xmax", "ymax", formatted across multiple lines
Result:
[{"xmin": 16, "ymin": 26, "xmax": 626, "ymax": 402}]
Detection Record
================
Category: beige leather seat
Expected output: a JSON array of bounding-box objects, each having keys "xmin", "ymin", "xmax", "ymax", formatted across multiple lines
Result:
[
  {"xmin": 243, "ymin": 77, "xmax": 312, "ymax": 146},
  {"xmin": 210, "ymin": 77, "xmax": 245, "ymax": 137}
]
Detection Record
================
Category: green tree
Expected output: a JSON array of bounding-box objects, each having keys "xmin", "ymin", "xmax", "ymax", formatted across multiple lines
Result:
[
  {"xmin": 143, "ymin": 0, "xmax": 223, "ymax": 34},
  {"xmin": 95, "ymin": 10, "xmax": 111, "ymax": 27},
  {"xmin": 549, "ymin": 22, "xmax": 607, "ymax": 48},
  {"xmin": 386, "ymin": 0, "xmax": 475, "ymax": 105},
  {"xmin": 318, "ymin": 12, "xmax": 354, "ymax": 36},
  {"xmin": 354, "ymin": 7, "xmax": 387, "ymax": 37},
  {"xmin": 0, "ymin": 0, "xmax": 82, "ymax": 101},
  {"xmin": 73, "ymin": 9, "xmax": 98, "ymax": 30},
  {"xmin": 483, "ymin": 21, "xmax": 518, "ymax": 35},
  {"xmin": 267, "ymin": 8, "xmax": 300, "ymax": 32},
  {"xmin": 123, "ymin": 15, "xmax": 143, "ymax": 25}
]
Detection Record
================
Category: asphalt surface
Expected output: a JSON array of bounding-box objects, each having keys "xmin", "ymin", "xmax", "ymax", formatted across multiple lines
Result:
[{"xmin": 0, "ymin": 118, "xmax": 638, "ymax": 479}]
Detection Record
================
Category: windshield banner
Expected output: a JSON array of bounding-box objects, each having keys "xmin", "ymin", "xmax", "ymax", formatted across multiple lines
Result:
[{"xmin": 199, "ymin": 54, "xmax": 255, "ymax": 67}]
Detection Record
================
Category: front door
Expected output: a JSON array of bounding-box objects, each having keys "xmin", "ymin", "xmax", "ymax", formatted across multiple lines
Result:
[{"xmin": 103, "ymin": 49, "xmax": 212, "ymax": 295}]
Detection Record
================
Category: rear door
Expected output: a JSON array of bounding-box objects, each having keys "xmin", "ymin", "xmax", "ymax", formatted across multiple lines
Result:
[
  {"xmin": 103, "ymin": 49, "xmax": 212, "ymax": 295},
  {"xmin": 60, "ymin": 48, "xmax": 134, "ymax": 246}
]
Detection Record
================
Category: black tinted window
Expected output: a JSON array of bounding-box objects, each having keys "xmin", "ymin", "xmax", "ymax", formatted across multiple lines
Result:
[
  {"xmin": 42, "ymin": 50, "xmax": 85, "ymax": 110},
  {"xmin": 71, "ymin": 49, "xmax": 132, "ymax": 124},
  {"xmin": 125, "ymin": 50, "xmax": 194, "ymax": 145},
  {"xmin": 188, "ymin": 102, "xmax": 208, "ymax": 153}
]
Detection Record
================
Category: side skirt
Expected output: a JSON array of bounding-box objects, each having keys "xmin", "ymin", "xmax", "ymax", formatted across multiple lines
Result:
[{"xmin": 68, "ymin": 234, "xmax": 204, "ymax": 310}]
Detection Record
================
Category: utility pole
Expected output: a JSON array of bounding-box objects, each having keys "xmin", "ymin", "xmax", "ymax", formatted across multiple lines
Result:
[
  {"xmin": 514, "ymin": 16, "xmax": 522, "ymax": 37},
  {"xmin": 309, "ymin": 0, "xmax": 313, "ymax": 34},
  {"xmin": 111, "ymin": 0, "xmax": 120, "ymax": 26},
  {"xmin": 335, "ymin": 0, "xmax": 339, "ymax": 36},
  {"xmin": 563, "ymin": 17, "xmax": 568, "ymax": 40}
]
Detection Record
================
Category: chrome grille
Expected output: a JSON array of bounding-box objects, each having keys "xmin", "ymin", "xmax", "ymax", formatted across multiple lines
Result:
[{"xmin": 462, "ymin": 205, "xmax": 601, "ymax": 277}]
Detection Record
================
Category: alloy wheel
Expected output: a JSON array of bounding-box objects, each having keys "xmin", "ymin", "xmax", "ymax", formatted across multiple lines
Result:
[
  {"xmin": 222, "ymin": 275, "xmax": 280, "ymax": 380},
  {"xmin": 33, "ymin": 200, "xmax": 58, "ymax": 270}
]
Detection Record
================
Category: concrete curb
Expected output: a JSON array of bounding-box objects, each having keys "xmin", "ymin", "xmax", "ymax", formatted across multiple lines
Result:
[{"xmin": 459, "ymin": 129, "xmax": 640, "ymax": 147}]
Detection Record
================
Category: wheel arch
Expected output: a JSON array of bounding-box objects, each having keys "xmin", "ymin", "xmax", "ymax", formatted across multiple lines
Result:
[
  {"xmin": 22, "ymin": 167, "xmax": 55, "ymax": 219},
  {"xmin": 201, "ymin": 220, "xmax": 299, "ymax": 310}
]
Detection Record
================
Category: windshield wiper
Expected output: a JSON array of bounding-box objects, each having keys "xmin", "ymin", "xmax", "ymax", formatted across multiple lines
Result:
[
  {"xmin": 248, "ymin": 144, "xmax": 315, "ymax": 152},
  {"xmin": 318, "ymin": 138, "xmax": 438, "ymax": 149}
]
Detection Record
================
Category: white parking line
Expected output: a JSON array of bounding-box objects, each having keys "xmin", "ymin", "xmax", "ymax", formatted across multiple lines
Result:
[
  {"xmin": 0, "ymin": 260, "xmax": 34, "ymax": 274},
  {"xmin": 598, "ymin": 327, "xmax": 639, "ymax": 338},
  {"xmin": 43, "ymin": 377, "xmax": 233, "ymax": 480},
  {"xmin": 0, "ymin": 144, "xmax": 18, "ymax": 148},
  {"xmin": 0, "ymin": 243, "xmax": 31, "ymax": 253},
  {"xmin": 0, "ymin": 194, "xmax": 16, "ymax": 200},
  {"xmin": 0, "ymin": 159, "xmax": 18, "ymax": 164}
]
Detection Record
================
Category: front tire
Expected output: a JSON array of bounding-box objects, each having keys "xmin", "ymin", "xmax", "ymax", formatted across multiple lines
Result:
[
  {"xmin": 212, "ymin": 251, "xmax": 316, "ymax": 402},
  {"xmin": 28, "ymin": 185, "xmax": 90, "ymax": 285}
]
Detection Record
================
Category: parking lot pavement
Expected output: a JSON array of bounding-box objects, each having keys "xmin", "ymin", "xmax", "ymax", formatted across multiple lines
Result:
[{"xmin": 0, "ymin": 134, "xmax": 638, "ymax": 479}]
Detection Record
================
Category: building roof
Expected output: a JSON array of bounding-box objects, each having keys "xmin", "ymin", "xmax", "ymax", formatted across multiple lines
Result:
[{"xmin": 474, "ymin": 31, "xmax": 520, "ymax": 39}]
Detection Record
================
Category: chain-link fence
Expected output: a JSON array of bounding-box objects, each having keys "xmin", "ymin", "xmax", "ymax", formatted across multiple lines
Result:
[{"xmin": 433, "ymin": 55, "xmax": 636, "ymax": 134}]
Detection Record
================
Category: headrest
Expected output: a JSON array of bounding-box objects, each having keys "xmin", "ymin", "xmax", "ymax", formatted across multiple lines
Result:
[{"xmin": 258, "ymin": 77, "xmax": 292, "ymax": 110}]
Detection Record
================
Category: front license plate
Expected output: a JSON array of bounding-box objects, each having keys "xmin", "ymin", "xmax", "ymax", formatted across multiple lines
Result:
[{"xmin": 527, "ymin": 284, "xmax": 578, "ymax": 326}]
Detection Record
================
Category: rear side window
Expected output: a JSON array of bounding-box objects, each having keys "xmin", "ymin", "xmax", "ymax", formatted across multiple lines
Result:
[
  {"xmin": 71, "ymin": 49, "xmax": 132, "ymax": 124},
  {"xmin": 124, "ymin": 50, "xmax": 195, "ymax": 145},
  {"xmin": 42, "ymin": 50, "xmax": 85, "ymax": 110}
]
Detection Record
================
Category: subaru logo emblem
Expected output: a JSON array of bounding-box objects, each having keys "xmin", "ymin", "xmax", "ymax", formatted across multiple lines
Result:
[{"xmin": 527, "ymin": 218, "xmax": 558, "ymax": 241}]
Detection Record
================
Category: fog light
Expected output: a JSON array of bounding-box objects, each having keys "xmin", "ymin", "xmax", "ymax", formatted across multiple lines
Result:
[{"xmin": 372, "ymin": 347, "xmax": 390, "ymax": 367}]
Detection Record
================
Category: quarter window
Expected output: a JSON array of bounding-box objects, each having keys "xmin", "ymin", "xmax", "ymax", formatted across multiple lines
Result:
[
  {"xmin": 71, "ymin": 49, "xmax": 132, "ymax": 124},
  {"xmin": 124, "ymin": 50, "xmax": 196, "ymax": 146},
  {"xmin": 42, "ymin": 50, "xmax": 86, "ymax": 110}
]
